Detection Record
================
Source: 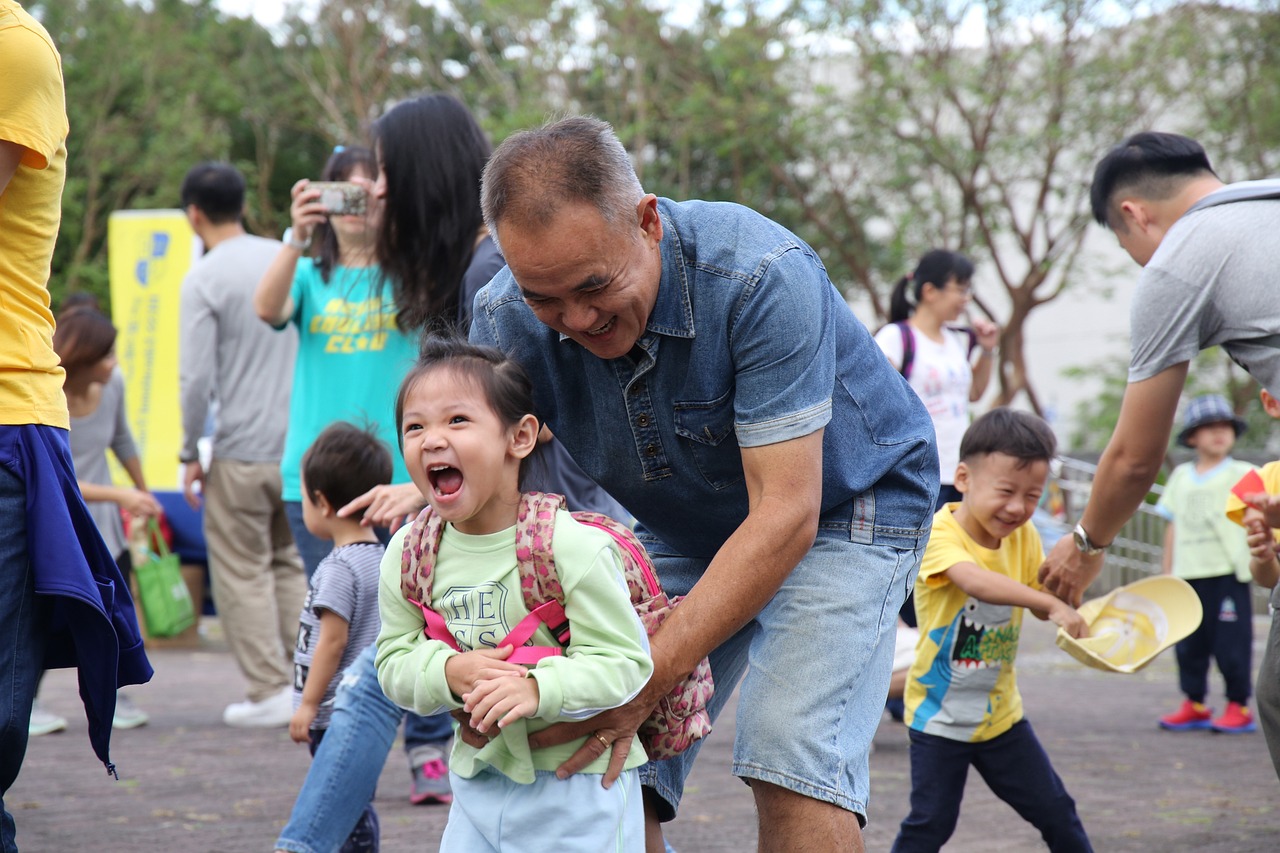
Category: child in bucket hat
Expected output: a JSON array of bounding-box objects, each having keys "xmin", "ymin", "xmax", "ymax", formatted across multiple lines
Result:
[{"xmin": 1153, "ymin": 394, "xmax": 1258, "ymax": 733}]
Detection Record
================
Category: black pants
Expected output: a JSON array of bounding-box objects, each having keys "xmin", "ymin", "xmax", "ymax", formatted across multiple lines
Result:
[{"xmin": 1176, "ymin": 575, "xmax": 1254, "ymax": 704}]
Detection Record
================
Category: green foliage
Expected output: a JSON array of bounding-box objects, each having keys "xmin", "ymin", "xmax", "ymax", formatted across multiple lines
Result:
[{"xmin": 1066, "ymin": 347, "xmax": 1276, "ymax": 453}]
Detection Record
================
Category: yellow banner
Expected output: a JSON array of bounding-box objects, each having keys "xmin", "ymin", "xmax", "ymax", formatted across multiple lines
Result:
[{"xmin": 107, "ymin": 210, "xmax": 198, "ymax": 490}]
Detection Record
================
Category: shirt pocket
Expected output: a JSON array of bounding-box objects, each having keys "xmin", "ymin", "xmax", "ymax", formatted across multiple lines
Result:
[{"xmin": 673, "ymin": 390, "xmax": 743, "ymax": 490}]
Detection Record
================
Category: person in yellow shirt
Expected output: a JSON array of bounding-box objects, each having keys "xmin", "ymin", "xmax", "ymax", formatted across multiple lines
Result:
[
  {"xmin": 1, "ymin": 3, "xmax": 151, "ymax": 848},
  {"xmin": 1225, "ymin": 388, "xmax": 1280, "ymax": 781},
  {"xmin": 894, "ymin": 409, "xmax": 1091, "ymax": 853}
]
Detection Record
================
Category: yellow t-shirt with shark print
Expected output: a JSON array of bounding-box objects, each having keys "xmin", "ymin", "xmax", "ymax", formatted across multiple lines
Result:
[{"xmin": 904, "ymin": 503, "xmax": 1045, "ymax": 742}]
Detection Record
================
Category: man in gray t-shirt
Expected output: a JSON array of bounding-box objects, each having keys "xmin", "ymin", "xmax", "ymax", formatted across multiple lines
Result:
[
  {"xmin": 1037, "ymin": 132, "xmax": 1280, "ymax": 781},
  {"xmin": 178, "ymin": 162, "xmax": 306, "ymax": 729}
]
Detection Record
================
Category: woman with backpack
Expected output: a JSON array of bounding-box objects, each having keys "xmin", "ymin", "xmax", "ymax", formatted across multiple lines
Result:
[
  {"xmin": 874, "ymin": 250, "xmax": 1000, "ymax": 643},
  {"xmin": 875, "ymin": 249, "xmax": 1000, "ymax": 510}
]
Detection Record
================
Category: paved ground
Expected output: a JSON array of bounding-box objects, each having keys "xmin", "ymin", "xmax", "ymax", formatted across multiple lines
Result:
[{"xmin": 9, "ymin": 616, "xmax": 1279, "ymax": 852}]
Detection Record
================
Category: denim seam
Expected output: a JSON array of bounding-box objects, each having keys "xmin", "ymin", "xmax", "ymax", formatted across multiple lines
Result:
[{"xmin": 732, "ymin": 761, "xmax": 866, "ymax": 818}]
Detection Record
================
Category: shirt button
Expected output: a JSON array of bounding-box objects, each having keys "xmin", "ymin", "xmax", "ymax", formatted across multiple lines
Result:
[
  {"xmin": 637, "ymin": 414, "xmax": 650, "ymax": 427},
  {"xmin": 645, "ymin": 444, "xmax": 658, "ymax": 457}
]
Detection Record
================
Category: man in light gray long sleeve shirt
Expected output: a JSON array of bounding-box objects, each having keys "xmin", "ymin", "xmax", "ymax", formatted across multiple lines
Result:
[{"xmin": 178, "ymin": 162, "xmax": 306, "ymax": 728}]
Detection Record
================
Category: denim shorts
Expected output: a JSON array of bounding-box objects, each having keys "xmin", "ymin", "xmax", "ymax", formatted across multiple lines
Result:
[{"xmin": 639, "ymin": 531, "xmax": 923, "ymax": 823}]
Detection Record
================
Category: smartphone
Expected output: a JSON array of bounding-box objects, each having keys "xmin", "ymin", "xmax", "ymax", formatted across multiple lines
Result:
[{"xmin": 310, "ymin": 181, "xmax": 367, "ymax": 217}]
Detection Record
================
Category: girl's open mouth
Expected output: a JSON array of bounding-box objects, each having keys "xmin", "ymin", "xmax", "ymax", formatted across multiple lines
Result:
[{"xmin": 428, "ymin": 465, "xmax": 464, "ymax": 497}]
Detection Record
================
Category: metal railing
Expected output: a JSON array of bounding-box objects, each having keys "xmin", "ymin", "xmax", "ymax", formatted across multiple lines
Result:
[{"xmin": 1050, "ymin": 455, "xmax": 1270, "ymax": 614}]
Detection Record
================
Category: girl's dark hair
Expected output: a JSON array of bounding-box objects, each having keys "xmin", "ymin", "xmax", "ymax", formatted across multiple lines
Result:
[
  {"xmin": 52, "ymin": 306, "xmax": 117, "ymax": 385},
  {"xmin": 313, "ymin": 145, "xmax": 378, "ymax": 283},
  {"xmin": 372, "ymin": 93, "xmax": 492, "ymax": 332},
  {"xmin": 394, "ymin": 332, "xmax": 538, "ymax": 481},
  {"xmin": 300, "ymin": 421, "xmax": 393, "ymax": 521},
  {"xmin": 888, "ymin": 249, "xmax": 976, "ymax": 323},
  {"xmin": 959, "ymin": 408, "xmax": 1057, "ymax": 468}
]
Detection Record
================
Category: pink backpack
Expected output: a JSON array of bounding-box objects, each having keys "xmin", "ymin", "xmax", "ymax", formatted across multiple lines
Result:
[{"xmin": 399, "ymin": 490, "xmax": 714, "ymax": 759}]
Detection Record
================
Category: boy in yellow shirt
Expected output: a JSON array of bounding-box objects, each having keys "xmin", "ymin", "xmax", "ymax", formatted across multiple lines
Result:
[{"xmin": 894, "ymin": 409, "xmax": 1092, "ymax": 852}]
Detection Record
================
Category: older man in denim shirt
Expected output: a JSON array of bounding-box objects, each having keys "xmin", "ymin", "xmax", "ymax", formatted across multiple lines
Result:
[{"xmin": 469, "ymin": 116, "xmax": 937, "ymax": 852}]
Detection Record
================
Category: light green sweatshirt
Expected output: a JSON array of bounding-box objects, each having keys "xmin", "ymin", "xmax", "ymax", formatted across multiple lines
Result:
[{"xmin": 375, "ymin": 510, "xmax": 654, "ymax": 783}]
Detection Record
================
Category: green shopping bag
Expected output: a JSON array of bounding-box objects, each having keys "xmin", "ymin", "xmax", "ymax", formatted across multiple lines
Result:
[{"xmin": 134, "ymin": 518, "xmax": 196, "ymax": 638}]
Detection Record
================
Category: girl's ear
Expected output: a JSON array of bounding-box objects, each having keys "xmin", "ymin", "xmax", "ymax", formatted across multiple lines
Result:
[{"xmin": 508, "ymin": 414, "xmax": 540, "ymax": 461}]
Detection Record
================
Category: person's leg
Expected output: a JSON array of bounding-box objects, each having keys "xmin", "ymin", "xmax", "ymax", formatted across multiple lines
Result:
[
  {"xmin": 265, "ymin": 475, "xmax": 307, "ymax": 663},
  {"xmin": 1, "ymin": 460, "xmax": 50, "ymax": 853},
  {"xmin": 284, "ymin": 499, "xmax": 332, "ymax": 581},
  {"xmin": 892, "ymin": 730, "xmax": 972, "ymax": 853},
  {"xmin": 204, "ymin": 460, "xmax": 293, "ymax": 703},
  {"xmin": 1212, "ymin": 577, "xmax": 1254, "ymax": 705},
  {"xmin": 1176, "ymin": 580, "xmax": 1214, "ymax": 704},
  {"xmin": 1256, "ymin": 604, "xmax": 1280, "ymax": 781},
  {"xmin": 736, "ymin": 535, "xmax": 918, "ymax": 852},
  {"xmin": 404, "ymin": 710, "xmax": 455, "ymax": 805},
  {"xmin": 972, "ymin": 720, "xmax": 1091, "ymax": 852},
  {"xmin": 275, "ymin": 645, "xmax": 402, "ymax": 853}
]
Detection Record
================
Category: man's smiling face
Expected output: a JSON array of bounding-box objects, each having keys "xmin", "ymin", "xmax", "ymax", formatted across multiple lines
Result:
[{"xmin": 498, "ymin": 197, "xmax": 664, "ymax": 361}]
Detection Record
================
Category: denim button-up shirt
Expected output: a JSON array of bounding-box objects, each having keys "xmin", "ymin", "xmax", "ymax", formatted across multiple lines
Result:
[{"xmin": 473, "ymin": 198, "xmax": 937, "ymax": 560}]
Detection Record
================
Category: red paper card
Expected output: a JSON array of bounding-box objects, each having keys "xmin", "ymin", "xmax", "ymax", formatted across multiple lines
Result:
[{"xmin": 1231, "ymin": 469, "xmax": 1267, "ymax": 504}]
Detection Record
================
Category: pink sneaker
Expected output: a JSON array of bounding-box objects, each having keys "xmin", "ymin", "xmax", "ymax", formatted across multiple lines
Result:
[{"xmin": 410, "ymin": 757, "xmax": 452, "ymax": 805}]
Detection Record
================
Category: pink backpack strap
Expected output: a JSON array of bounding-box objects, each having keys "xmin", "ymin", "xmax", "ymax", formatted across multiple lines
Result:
[
  {"xmin": 514, "ymin": 491, "xmax": 571, "ymax": 644},
  {"xmin": 400, "ymin": 506, "xmax": 458, "ymax": 648}
]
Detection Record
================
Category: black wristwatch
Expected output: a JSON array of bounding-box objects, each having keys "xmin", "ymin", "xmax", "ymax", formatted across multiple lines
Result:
[{"xmin": 1072, "ymin": 523, "xmax": 1109, "ymax": 556}]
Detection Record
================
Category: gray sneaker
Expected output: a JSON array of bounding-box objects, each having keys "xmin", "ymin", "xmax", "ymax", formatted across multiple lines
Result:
[
  {"xmin": 28, "ymin": 701, "xmax": 67, "ymax": 737},
  {"xmin": 112, "ymin": 692, "xmax": 149, "ymax": 730},
  {"xmin": 408, "ymin": 742, "xmax": 452, "ymax": 805}
]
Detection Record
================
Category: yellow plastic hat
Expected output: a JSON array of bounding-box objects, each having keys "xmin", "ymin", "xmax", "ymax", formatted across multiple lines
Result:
[{"xmin": 1055, "ymin": 575, "xmax": 1203, "ymax": 674}]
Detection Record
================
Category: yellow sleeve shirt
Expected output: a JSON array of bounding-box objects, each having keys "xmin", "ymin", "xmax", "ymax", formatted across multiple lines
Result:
[
  {"xmin": 0, "ymin": 1, "xmax": 70, "ymax": 428},
  {"xmin": 904, "ymin": 504, "xmax": 1044, "ymax": 742}
]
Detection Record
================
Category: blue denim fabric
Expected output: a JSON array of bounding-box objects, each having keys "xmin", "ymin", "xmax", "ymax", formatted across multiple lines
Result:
[
  {"xmin": 638, "ymin": 532, "xmax": 921, "ymax": 821},
  {"xmin": 473, "ymin": 198, "xmax": 938, "ymax": 559},
  {"xmin": 893, "ymin": 720, "xmax": 1092, "ymax": 853},
  {"xmin": 0, "ymin": 461, "xmax": 49, "ymax": 853},
  {"xmin": 275, "ymin": 645, "xmax": 453, "ymax": 853}
]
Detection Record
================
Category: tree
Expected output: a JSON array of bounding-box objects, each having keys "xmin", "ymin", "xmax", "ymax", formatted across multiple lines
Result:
[{"xmin": 798, "ymin": 0, "xmax": 1190, "ymax": 412}]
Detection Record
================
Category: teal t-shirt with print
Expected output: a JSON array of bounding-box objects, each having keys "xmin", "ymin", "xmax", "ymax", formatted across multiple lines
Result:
[{"xmin": 280, "ymin": 260, "xmax": 416, "ymax": 501}]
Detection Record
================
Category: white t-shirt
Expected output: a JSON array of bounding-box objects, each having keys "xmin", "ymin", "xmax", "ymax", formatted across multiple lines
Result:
[{"xmin": 875, "ymin": 324, "xmax": 972, "ymax": 485}]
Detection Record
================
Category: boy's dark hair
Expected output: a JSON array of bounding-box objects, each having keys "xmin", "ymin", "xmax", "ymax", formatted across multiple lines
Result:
[
  {"xmin": 301, "ymin": 422, "xmax": 393, "ymax": 520},
  {"xmin": 1090, "ymin": 132, "xmax": 1216, "ymax": 230},
  {"xmin": 180, "ymin": 162, "xmax": 246, "ymax": 225},
  {"xmin": 960, "ymin": 408, "xmax": 1057, "ymax": 468}
]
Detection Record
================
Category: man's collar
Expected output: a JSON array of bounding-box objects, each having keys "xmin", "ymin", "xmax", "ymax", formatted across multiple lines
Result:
[{"xmin": 643, "ymin": 207, "xmax": 695, "ymax": 340}]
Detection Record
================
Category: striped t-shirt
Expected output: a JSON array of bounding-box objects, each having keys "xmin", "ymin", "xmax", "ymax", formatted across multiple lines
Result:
[{"xmin": 293, "ymin": 541, "xmax": 384, "ymax": 731}]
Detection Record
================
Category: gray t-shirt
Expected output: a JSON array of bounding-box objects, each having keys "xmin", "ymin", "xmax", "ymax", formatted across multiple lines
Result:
[
  {"xmin": 1129, "ymin": 181, "xmax": 1280, "ymax": 393},
  {"xmin": 292, "ymin": 541, "xmax": 384, "ymax": 731},
  {"xmin": 69, "ymin": 367, "xmax": 138, "ymax": 559},
  {"xmin": 179, "ymin": 233, "xmax": 297, "ymax": 463}
]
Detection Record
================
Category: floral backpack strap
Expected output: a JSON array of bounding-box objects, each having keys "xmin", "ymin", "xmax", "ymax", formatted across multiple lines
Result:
[
  {"xmin": 399, "ymin": 505, "xmax": 459, "ymax": 651},
  {"xmin": 513, "ymin": 491, "xmax": 571, "ymax": 645}
]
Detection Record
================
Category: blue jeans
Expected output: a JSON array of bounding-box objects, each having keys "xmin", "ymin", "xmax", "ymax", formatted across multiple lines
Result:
[
  {"xmin": 893, "ymin": 720, "xmax": 1091, "ymax": 852},
  {"xmin": 275, "ymin": 645, "xmax": 453, "ymax": 853},
  {"xmin": 308, "ymin": 729, "xmax": 379, "ymax": 853},
  {"xmin": 1, "ymin": 459, "xmax": 50, "ymax": 853},
  {"xmin": 639, "ymin": 531, "xmax": 920, "ymax": 823}
]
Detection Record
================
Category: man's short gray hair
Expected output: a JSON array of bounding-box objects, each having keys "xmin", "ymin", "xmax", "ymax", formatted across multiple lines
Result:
[{"xmin": 481, "ymin": 115, "xmax": 645, "ymax": 244}]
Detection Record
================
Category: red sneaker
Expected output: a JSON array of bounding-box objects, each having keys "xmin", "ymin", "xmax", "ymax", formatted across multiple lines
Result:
[
  {"xmin": 1211, "ymin": 701, "xmax": 1258, "ymax": 734},
  {"xmin": 1158, "ymin": 699, "xmax": 1213, "ymax": 731}
]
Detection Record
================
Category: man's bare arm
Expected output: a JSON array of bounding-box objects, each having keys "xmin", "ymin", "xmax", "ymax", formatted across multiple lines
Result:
[{"xmin": 1040, "ymin": 363, "xmax": 1187, "ymax": 604}]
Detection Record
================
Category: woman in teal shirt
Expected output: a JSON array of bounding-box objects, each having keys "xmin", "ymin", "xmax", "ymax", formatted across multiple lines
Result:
[{"xmin": 254, "ymin": 145, "xmax": 417, "ymax": 574}]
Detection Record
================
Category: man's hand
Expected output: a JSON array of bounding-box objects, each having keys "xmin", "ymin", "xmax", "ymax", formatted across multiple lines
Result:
[
  {"xmin": 119, "ymin": 488, "xmax": 163, "ymax": 519},
  {"xmin": 1038, "ymin": 535, "xmax": 1104, "ymax": 607},
  {"xmin": 338, "ymin": 482, "xmax": 425, "ymax": 531},
  {"xmin": 463, "ymin": 675, "xmax": 540, "ymax": 733},
  {"xmin": 182, "ymin": 461, "xmax": 205, "ymax": 510}
]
